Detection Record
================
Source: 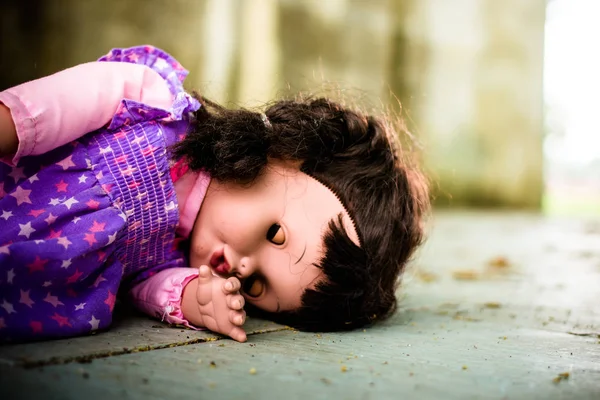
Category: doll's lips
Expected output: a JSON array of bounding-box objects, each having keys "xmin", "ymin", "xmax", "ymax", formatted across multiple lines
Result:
[{"xmin": 210, "ymin": 248, "xmax": 230, "ymax": 275}]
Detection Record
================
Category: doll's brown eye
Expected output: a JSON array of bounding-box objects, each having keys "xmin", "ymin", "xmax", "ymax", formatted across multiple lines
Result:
[
  {"xmin": 243, "ymin": 276, "xmax": 265, "ymax": 298},
  {"xmin": 266, "ymin": 223, "xmax": 285, "ymax": 245}
]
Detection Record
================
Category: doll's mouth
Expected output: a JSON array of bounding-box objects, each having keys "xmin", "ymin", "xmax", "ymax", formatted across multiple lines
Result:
[{"xmin": 210, "ymin": 248, "xmax": 230, "ymax": 275}]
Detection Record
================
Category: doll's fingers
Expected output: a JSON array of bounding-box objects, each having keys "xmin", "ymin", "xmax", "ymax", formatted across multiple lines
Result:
[
  {"xmin": 223, "ymin": 277, "xmax": 241, "ymax": 293},
  {"xmin": 226, "ymin": 294, "xmax": 245, "ymax": 310},
  {"xmin": 195, "ymin": 265, "xmax": 216, "ymax": 305},
  {"xmin": 228, "ymin": 326, "xmax": 247, "ymax": 343},
  {"xmin": 197, "ymin": 265, "xmax": 212, "ymax": 281},
  {"xmin": 229, "ymin": 309, "xmax": 246, "ymax": 326}
]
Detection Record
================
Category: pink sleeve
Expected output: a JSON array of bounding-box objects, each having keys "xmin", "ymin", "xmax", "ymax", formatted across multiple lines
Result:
[
  {"xmin": 128, "ymin": 267, "xmax": 201, "ymax": 329},
  {"xmin": 0, "ymin": 61, "xmax": 173, "ymax": 166}
]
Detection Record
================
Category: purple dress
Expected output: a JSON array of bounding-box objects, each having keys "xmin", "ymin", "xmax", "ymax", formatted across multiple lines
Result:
[{"xmin": 0, "ymin": 46, "xmax": 200, "ymax": 342}]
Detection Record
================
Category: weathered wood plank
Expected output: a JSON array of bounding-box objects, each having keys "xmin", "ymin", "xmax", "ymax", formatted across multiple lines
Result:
[
  {"xmin": 1, "ymin": 212, "xmax": 599, "ymax": 399},
  {"xmin": 1, "ymin": 322, "xmax": 598, "ymax": 400},
  {"xmin": 0, "ymin": 310, "xmax": 285, "ymax": 367}
]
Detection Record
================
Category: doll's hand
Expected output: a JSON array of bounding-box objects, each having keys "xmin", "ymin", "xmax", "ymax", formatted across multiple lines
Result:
[{"xmin": 183, "ymin": 265, "xmax": 247, "ymax": 342}]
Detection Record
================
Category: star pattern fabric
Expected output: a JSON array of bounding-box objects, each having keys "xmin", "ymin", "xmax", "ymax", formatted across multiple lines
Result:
[{"xmin": 0, "ymin": 46, "xmax": 200, "ymax": 342}]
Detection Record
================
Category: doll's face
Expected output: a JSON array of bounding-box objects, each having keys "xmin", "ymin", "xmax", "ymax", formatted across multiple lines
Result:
[{"xmin": 189, "ymin": 162, "xmax": 360, "ymax": 313}]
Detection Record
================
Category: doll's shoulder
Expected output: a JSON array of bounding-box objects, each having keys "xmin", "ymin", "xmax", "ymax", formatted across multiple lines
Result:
[
  {"xmin": 98, "ymin": 45, "xmax": 191, "ymax": 99},
  {"xmin": 95, "ymin": 46, "xmax": 200, "ymax": 134}
]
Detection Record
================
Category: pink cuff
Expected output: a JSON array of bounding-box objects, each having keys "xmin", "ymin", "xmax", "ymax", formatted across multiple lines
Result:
[
  {"xmin": 129, "ymin": 267, "xmax": 200, "ymax": 329},
  {"xmin": 0, "ymin": 91, "xmax": 36, "ymax": 166}
]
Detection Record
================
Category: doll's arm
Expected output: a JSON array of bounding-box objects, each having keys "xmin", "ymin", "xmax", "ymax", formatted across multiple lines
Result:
[
  {"xmin": 0, "ymin": 62, "xmax": 173, "ymax": 165},
  {"xmin": 129, "ymin": 266, "xmax": 247, "ymax": 342},
  {"xmin": 129, "ymin": 267, "xmax": 200, "ymax": 328},
  {"xmin": 180, "ymin": 266, "xmax": 247, "ymax": 342}
]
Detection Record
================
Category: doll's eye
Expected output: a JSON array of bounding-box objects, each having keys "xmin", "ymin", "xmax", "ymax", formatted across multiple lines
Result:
[
  {"xmin": 266, "ymin": 223, "xmax": 285, "ymax": 245},
  {"xmin": 242, "ymin": 275, "xmax": 265, "ymax": 298}
]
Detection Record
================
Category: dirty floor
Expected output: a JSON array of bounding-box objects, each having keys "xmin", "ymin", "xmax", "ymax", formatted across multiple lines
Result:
[{"xmin": 1, "ymin": 212, "xmax": 599, "ymax": 399}]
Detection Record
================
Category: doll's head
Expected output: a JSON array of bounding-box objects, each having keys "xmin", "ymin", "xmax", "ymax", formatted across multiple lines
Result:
[{"xmin": 174, "ymin": 96, "xmax": 429, "ymax": 331}]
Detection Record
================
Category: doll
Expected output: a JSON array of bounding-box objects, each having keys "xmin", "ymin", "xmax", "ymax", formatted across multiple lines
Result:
[{"xmin": 0, "ymin": 46, "xmax": 429, "ymax": 342}]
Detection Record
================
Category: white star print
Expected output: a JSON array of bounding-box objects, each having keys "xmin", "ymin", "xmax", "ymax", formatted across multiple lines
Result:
[
  {"xmin": 78, "ymin": 174, "xmax": 88, "ymax": 184},
  {"xmin": 57, "ymin": 236, "xmax": 72, "ymax": 249},
  {"xmin": 136, "ymin": 192, "xmax": 148, "ymax": 201},
  {"xmin": 10, "ymin": 186, "xmax": 32, "ymax": 205},
  {"xmin": 7, "ymin": 269, "xmax": 15, "ymax": 284},
  {"xmin": 129, "ymin": 221, "xmax": 141, "ymax": 231},
  {"xmin": 42, "ymin": 281, "xmax": 52, "ymax": 287},
  {"xmin": 0, "ymin": 245, "xmax": 9, "ymax": 255},
  {"xmin": 49, "ymin": 197, "xmax": 62, "ymax": 206},
  {"xmin": 28, "ymin": 174, "xmax": 39, "ymax": 183},
  {"xmin": 44, "ymin": 213, "xmax": 57, "ymax": 225},
  {"xmin": 61, "ymin": 259, "xmax": 72, "ymax": 269},
  {"xmin": 120, "ymin": 165, "xmax": 137, "ymax": 176},
  {"xmin": 56, "ymin": 155, "xmax": 76, "ymax": 170},
  {"xmin": 72, "ymin": 216, "xmax": 81, "ymax": 224},
  {"xmin": 43, "ymin": 293, "xmax": 64, "ymax": 307},
  {"xmin": 34, "ymin": 240, "xmax": 44, "ymax": 244},
  {"xmin": 1, "ymin": 300, "xmax": 15, "ymax": 314},
  {"xmin": 18, "ymin": 222, "xmax": 36, "ymax": 238},
  {"xmin": 99, "ymin": 146, "xmax": 113, "ymax": 154},
  {"xmin": 62, "ymin": 197, "xmax": 79, "ymax": 210},
  {"xmin": 7, "ymin": 167, "xmax": 26, "ymax": 182},
  {"xmin": 93, "ymin": 275, "xmax": 106, "ymax": 288},
  {"xmin": 154, "ymin": 57, "xmax": 169, "ymax": 70},
  {"xmin": 107, "ymin": 232, "xmax": 118, "ymax": 245},
  {"xmin": 20, "ymin": 290, "xmax": 34, "ymax": 308},
  {"xmin": 0, "ymin": 210, "xmax": 13, "ymax": 220},
  {"xmin": 75, "ymin": 303, "xmax": 86, "ymax": 311},
  {"xmin": 89, "ymin": 315, "xmax": 100, "ymax": 330},
  {"xmin": 165, "ymin": 201, "xmax": 176, "ymax": 211}
]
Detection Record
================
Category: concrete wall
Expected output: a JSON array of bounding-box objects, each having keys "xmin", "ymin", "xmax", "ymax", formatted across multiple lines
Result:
[
  {"xmin": 402, "ymin": 0, "xmax": 546, "ymax": 208},
  {"xmin": 0, "ymin": 0, "xmax": 546, "ymax": 208}
]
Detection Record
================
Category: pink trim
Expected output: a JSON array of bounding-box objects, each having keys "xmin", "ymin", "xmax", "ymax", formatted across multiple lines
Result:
[
  {"xmin": 0, "ymin": 91, "xmax": 36, "ymax": 166},
  {"xmin": 165, "ymin": 273, "xmax": 201, "ymax": 329},
  {"xmin": 129, "ymin": 267, "xmax": 201, "ymax": 330},
  {"xmin": 176, "ymin": 170, "xmax": 211, "ymax": 238}
]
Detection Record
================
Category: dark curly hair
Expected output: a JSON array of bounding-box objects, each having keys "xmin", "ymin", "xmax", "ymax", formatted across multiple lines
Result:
[{"xmin": 172, "ymin": 95, "xmax": 429, "ymax": 331}]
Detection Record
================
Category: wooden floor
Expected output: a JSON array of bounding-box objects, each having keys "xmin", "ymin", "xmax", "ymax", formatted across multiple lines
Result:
[{"xmin": 1, "ymin": 212, "xmax": 599, "ymax": 400}]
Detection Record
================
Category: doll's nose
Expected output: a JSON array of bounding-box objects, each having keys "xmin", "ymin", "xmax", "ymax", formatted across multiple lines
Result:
[{"xmin": 235, "ymin": 256, "xmax": 256, "ymax": 278}]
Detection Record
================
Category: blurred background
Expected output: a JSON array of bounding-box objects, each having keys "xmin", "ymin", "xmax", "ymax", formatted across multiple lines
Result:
[{"xmin": 1, "ymin": 0, "xmax": 598, "ymax": 215}]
